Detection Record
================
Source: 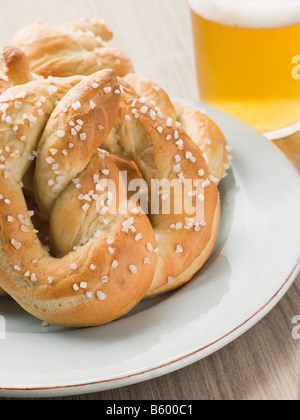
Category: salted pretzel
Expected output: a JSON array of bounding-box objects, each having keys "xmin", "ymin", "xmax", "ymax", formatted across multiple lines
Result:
[
  {"xmin": 0, "ymin": 68, "xmax": 221, "ymax": 325},
  {"xmin": 0, "ymin": 70, "xmax": 157, "ymax": 326},
  {"xmin": 12, "ymin": 18, "xmax": 134, "ymax": 78}
]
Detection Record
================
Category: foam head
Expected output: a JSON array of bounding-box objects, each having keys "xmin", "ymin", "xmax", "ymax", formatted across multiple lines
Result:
[{"xmin": 190, "ymin": 0, "xmax": 300, "ymax": 29}]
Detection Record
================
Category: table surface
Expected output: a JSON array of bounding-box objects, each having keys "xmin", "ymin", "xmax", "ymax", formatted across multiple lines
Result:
[{"xmin": 0, "ymin": 0, "xmax": 299, "ymax": 401}]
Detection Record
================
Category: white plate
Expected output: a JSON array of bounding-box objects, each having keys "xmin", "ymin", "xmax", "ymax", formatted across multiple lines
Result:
[{"xmin": 0, "ymin": 99, "xmax": 299, "ymax": 398}]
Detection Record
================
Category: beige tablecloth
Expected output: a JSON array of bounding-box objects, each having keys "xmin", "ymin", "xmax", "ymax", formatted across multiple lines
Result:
[{"xmin": 0, "ymin": 0, "xmax": 299, "ymax": 401}]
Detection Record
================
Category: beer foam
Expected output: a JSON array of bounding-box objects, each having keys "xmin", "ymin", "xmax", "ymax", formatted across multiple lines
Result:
[{"xmin": 190, "ymin": 0, "xmax": 300, "ymax": 29}]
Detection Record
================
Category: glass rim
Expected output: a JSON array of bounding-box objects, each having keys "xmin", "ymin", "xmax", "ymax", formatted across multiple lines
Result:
[{"xmin": 263, "ymin": 121, "xmax": 300, "ymax": 141}]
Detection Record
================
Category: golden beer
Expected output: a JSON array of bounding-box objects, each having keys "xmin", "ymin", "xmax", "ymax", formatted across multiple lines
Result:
[{"xmin": 190, "ymin": 0, "xmax": 300, "ymax": 133}]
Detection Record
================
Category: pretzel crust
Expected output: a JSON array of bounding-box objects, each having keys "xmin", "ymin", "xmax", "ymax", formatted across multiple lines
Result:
[{"xmin": 0, "ymin": 45, "xmax": 41, "ymax": 95}]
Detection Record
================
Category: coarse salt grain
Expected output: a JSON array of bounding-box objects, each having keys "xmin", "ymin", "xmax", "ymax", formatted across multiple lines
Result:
[
  {"xmin": 82, "ymin": 203, "xmax": 90, "ymax": 212},
  {"xmin": 150, "ymin": 110, "xmax": 156, "ymax": 120},
  {"xmin": 139, "ymin": 97, "xmax": 147, "ymax": 104},
  {"xmin": 46, "ymin": 157, "xmax": 55, "ymax": 164},
  {"xmin": 11, "ymin": 239, "xmax": 21, "ymax": 249},
  {"xmin": 173, "ymin": 164, "xmax": 181, "ymax": 173},
  {"xmin": 31, "ymin": 273, "xmax": 37, "ymax": 282},
  {"xmin": 108, "ymin": 247, "xmax": 115, "ymax": 255},
  {"xmin": 140, "ymin": 106, "xmax": 148, "ymax": 114},
  {"xmin": 202, "ymin": 179, "xmax": 211, "ymax": 188},
  {"xmin": 57, "ymin": 131, "xmax": 65, "ymax": 138},
  {"xmin": 175, "ymin": 155, "xmax": 181, "ymax": 163},
  {"xmin": 48, "ymin": 86, "xmax": 58, "ymax": 95},
  {"xmin": 175, "ymin": 245, "xmax": 183, "ymax": 254},
  {"xmin": 147, "ymin": 243, "xmax": 153, "ymax": 252},
  {"xmin": 97, "ymin": 291, "xmax": 107, "ymax": 301},
  {"xmin": 175, "ymin": 140, "xmax": 184, "ymax": 150},
  {"xmin": 135, "ymin": 233, "xmax": 142, "ymax": 241},
  {"xmin": 20, "ymin": 225, "xmax": 29, "ymax": 233},
  {"xmin": 106, "ymin": 237, "xmax": 115, "ymax": 245},
  {"xmin": 166, "ymin": 118, "xmax": 173, "ymax": 127},
  {"xmin": 72, "ymin": 101, "xmax": 81, "ymax": 110},
  {"xmin": 129, "ymin": 265, "xmax": 137, "ymax": 274}
]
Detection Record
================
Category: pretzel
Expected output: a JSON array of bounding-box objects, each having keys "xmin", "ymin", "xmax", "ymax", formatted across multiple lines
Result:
[
  {"xmin": 0, "ymin": 66, "xmax": 221, "ymax": 323},
  {"xmin": 0, "ymin": 70, "xmax": 157, "ymax": 326},
  {"xmin": 12, "ymin": 18, "xmax": 134, "ymax": 78}
]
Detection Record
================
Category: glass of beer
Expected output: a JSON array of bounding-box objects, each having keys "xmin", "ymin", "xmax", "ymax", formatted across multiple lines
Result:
[{"xmin": 190, "ymin": 0, "xmax": 300, "ymax": 137}]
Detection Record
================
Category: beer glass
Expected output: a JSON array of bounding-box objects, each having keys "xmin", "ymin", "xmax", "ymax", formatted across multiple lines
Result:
[{"xmin": 190, "ymin": 0, "xmax": 300, "ymax": 137}]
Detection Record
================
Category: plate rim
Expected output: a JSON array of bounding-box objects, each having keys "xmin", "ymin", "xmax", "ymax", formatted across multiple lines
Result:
[{"xmin": 0, "ymin": 257, "xmax": 298, "ymax": 398}]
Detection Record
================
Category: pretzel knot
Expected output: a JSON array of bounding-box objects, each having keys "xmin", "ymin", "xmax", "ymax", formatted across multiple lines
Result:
[{"xmin": 0, "ymin": 69, "xmax": 220, "ymax": 328}]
